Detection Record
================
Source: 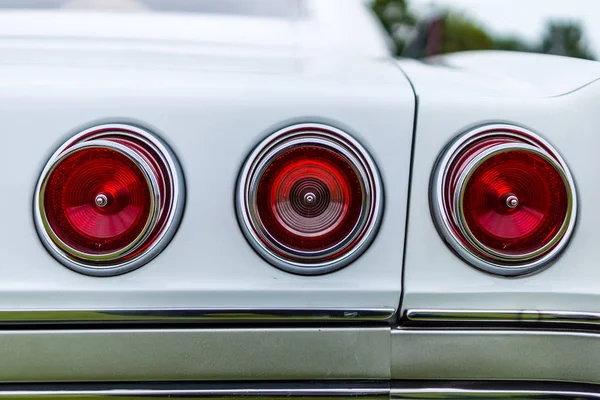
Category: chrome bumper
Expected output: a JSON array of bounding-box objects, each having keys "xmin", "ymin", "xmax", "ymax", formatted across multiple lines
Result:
[
  {"xmin": 0, "ymin": 325, "xmax": 596, "ymax": 384},
  {"xmin": 0, "ymin": 308, "xmax": 596, "ymax": 385},
  {"xmin": 0, "ymin": 382, "xmax": 597, "ymax": 399}
]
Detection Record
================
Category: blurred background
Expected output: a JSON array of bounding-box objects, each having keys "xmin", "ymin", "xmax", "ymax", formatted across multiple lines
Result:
[
  {"xmin": 0, "ymin": 0, "xmax": 596, "ymax": 61},
  {"xmin": 373, "ymin": 0, "xmax": 597, "ymax": 60}
]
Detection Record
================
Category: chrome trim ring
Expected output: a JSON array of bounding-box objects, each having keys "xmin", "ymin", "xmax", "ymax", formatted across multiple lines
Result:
[
  {"xmin": 431, "ymin": 124, "xmax": 577, "ymax": 276},
  {"xmin": 38, "ymin": 140, "xmax": 161, "ymax": 262},
  {"xmin": 237, "ymin": 123, "xmax": 383, "ymax": 275},
  {"xmin": 455, "ymin": 143, "xmax": 573, "ymax": 262},
  {"xmin": 34, "ymin": 124, "xmax": 185, "ymax": 276}
]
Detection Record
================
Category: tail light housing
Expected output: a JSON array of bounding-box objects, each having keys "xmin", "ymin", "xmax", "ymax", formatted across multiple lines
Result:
[
  {"xmin": 237, "ymin": 124, "xmax": 383, "ymax": 275},
  {"xmin": 34, "ymin": 124, "xmax": 185, "ymax": 276},
  {"xmin": 431, "ymin": 124, "xmax": 576, "ymax": 276}
]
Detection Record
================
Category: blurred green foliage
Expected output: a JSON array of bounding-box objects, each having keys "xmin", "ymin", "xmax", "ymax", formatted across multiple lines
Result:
[
  {"xmin": 371, "ymin": 0, "xmax": 414, "ymax": 54},
  {"xmin": 440, "ymin": 13, "xmax": 493, "ymax": 54},
  {"xmin": 371, "ymin": 0, "xmax": 595, "ymax": 60},
  {"xmin": 540, "ymin": 21, "xmax": 595, "ymax": 60}
]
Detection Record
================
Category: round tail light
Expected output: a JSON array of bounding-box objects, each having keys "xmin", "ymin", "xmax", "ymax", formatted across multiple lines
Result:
[
  {"xmin": 34, "ymin": 124, "xmax": 185, "ymax": 276},
  {"xmin": 237, "ymin": 124, "xmax": 383, "ymax": 275},
  {"xmin": 431, "ymin": 124, "xmax": 576, "ymax": 276}
]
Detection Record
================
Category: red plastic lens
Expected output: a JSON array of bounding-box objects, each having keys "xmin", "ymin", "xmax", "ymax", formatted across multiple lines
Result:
[
  {"xmin": 433, "ymin": 126, "xmax": 576, "ymax": 275},
  {"xmin": 36, "ymin": 125, "xmax": 184, "ymax": 275},
  {"xmin": 239, "ymin": 125, "xmax": 382, "ymax": 274},
  {"xmin": 462, "ymin": 150, "xmax": 568, "ymax": 256},
  {"xmin": 256, "ymin": 146, "xmax": 363, "ymax": 254},
  {"xmin": 44, "ymin": 147, "xmax": 152, "ymax": 255}
]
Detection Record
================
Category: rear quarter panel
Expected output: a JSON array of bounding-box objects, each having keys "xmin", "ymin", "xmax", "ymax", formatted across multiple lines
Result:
[
  {"xmin": 399, "ymin": 54, "xmax": 600, "ymax": 314},
  {"xmin": 0, "ymin": 53, "xmax": 414, "ymax": 312}
]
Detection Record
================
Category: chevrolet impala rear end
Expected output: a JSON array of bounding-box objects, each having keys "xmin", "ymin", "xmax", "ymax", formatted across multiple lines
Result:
[{"xmin": 0, "ymin": 0, "xmax": 599, "ymax": 399}]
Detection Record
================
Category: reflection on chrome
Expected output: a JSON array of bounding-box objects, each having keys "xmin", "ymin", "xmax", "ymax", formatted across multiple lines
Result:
[
  {"xmin": 0, "ymin": 307, "xmax": 394, "ymax": 325},
  {"xmin": 392, "ymin": 386, "xmax": 600, "ymax": 400},
  {"xmin": 406, "ymin": 309, "xmax": 600, "ymax": 327}
]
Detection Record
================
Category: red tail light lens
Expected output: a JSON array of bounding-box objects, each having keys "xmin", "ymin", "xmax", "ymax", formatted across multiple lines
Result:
[
  {"xmin": 237, "ymin": 124, "xmax": 383, "ymax": 275},
  {"xmin": 44, "ymin": 146, "xmax": 154, "ymax": 255},
  {"xmin": 257, "ymin": 146, "xmax": 363, "ymax": 253},
  {"xmin": 462, "ymin": 149, "xmax": 569, "ymax": 255},
  {"xmin": 432, "ymin": 125, "xmax": 576, "ymax": 276},
  {"xmin": 35, "ymin": 125, "xmax": 185, "ymax": 276}
]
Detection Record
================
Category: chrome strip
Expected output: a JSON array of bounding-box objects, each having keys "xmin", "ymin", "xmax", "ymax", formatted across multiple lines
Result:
[
  {"xmin": 0, "ymin": 386, "xmax": 390, "ymax": 399},
  {"xmin": 405, "ymin": 309, "xmax": 600, "ymax": 326},
  {"xmin": 0, "ymin": 327, "xmax": 391, "ymax": 381},
  {"xmin": 0, "ymin": 384, "xmax": 597, "ymax": 400},
  {"xmin": 392, "ymin": 387, "xmax": 600, "ymax": 399},
  {"xmin": 0, "ymin": 307, "xmax": 395, "ymax": 324},
  {"xmin": 0, "ymin": 384, "xmax": 597, "ymax": 399},
  {"xmin": 391, "ymin": 328, "xmax": 600, "ymax": 383}
]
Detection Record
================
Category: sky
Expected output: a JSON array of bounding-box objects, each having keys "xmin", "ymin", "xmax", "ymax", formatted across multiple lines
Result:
[{"xmin": 411, "ymin": 0, "xmax": 600, "ymax": 56}]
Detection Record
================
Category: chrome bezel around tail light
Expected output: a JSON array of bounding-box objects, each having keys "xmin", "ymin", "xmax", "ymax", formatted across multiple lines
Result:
[
  {"xmin": 431, "ymin": 124, "xmax": 577, "ymax": 276},
  {"xmin": 34, "ymin": 124, "xmax": 185, "ymax": 276},
  {"xmin": 236, "ymin": 123, "xmax": 383, "ymax": 275}
]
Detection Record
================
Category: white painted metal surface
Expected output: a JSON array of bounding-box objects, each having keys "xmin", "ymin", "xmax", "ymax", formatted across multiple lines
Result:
[
  {"xmin": 399, "ymin": 52, "xmax": 600, "ymax": 314},
  {"xmin": 0, "ymin": 0, "xmax": 391, "ymax": 58},
  {"xmin": 1, "ymin": 0, "xmax": 600, "ymax": 386},
  {"xmin": 0, "ymin": 0, "xmax": 414, "ymax": 312},
  {"xmin": 2, "ymin": 0, "xmax": 600, "ymax": 324}
]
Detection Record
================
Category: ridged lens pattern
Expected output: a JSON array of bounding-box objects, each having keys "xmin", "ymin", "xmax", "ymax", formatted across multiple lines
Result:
[
  {"xmin": 35, "ymin": 124, "xmax": 185, "ymax": 276},
  {"xmin": 289, "ymin": 178, "xmax": 331, "ymax": 219},
  {"xmin": 462, "ymin": 150, "xmax": 568, "ymax": 255},
  {"xmin": 44, "ymin": 147, "xmax": 152, "ymax": 255},
  {"xmin": 238, "ymin": 125, "xmax": 383, "ymax": 274},
  {"xmin": 257, "ymin": 146, "xmax": 363, "ymax": 252}
]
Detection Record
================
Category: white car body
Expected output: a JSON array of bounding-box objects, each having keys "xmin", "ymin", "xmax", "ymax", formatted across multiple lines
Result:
[{"xmin": 0, "ymin": 0, "xmax": 599, "ymax": 395}]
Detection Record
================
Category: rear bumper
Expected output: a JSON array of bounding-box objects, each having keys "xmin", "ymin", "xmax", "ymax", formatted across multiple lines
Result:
[
  {"xmin": 0, "ymin": 382, "xmax": 597, "ymax": 399},
  {"xmin": 0, "ymin": 324, "xmax": 598, "ymax": 384}
]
